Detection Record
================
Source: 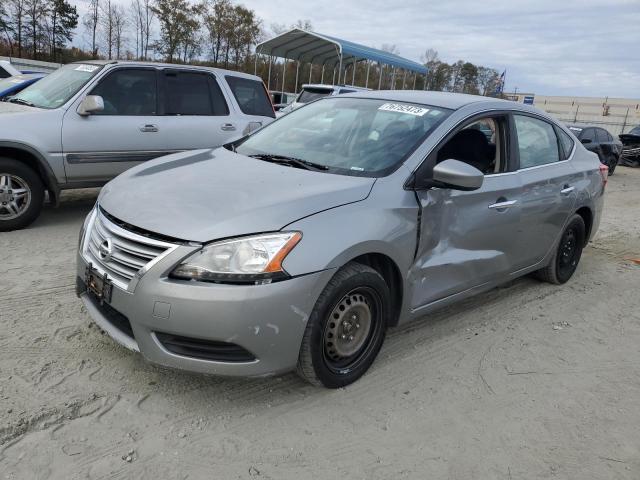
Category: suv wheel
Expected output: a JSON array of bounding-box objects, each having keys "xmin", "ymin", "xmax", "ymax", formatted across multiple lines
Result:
[
  {"xmin": 535, "ymin": 214, "xmax": 586, "ymax": 284},
  {"xmin": 0, "ymin": 158, "xmax": 45, "ymax": 231},
  {"xmin": 297, "ymin": 262, "xmax": 390, "ymax": 388}
]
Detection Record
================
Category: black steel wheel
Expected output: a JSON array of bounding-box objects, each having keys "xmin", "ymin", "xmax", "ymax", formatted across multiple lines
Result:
[
  {"xmin": 297, "ymin": 262, "xmax": 390, "ymax": 388},
  {"xmin": 535, "ymin": 214, "xmax": 586, "ymax": 284}
]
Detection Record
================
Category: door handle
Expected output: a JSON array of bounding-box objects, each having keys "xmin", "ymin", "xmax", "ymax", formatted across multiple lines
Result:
[
  {"xmin": 139, "ymin": 124, "xmax": 158, "ymax": 133},
  {"xmin": 221, "ymin": 123, "xmax": 236, "ymax": 131},
  {"xmin": 488, "ymin": 199, "xmax": 517, "ymax": 210},
  {"xmin": 560, "ymin": 185, "xmax": 575, "ymax": 195}
]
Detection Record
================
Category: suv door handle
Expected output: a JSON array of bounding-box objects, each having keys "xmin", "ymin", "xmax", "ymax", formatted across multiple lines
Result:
[
  {"xmin": 139, "ymin": 124, "xmax": 158, "ymax": 133},
  {"xmin": 221, "ymin": 123, "xmax": 236, "ymax": 131},
  {"xmin": 561, "ymin": 185, "xmax": 575, "ymax": 195},
  {"xmin": 488, "ymin": 199, "xmax": 517, "ymax": 210}
]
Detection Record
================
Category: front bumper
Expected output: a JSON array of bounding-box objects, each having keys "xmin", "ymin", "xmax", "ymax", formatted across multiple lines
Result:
[{"xmin": 77, "ymin": 249, "xmax": 335, "ymax": 377}]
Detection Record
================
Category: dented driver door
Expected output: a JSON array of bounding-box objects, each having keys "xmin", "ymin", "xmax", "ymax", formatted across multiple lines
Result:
[{"xmin": 409, "ymin": 173, "xmax": 523, "ymax": 311}]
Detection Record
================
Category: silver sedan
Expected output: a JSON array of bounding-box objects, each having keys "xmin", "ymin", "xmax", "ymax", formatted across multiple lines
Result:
[{"xmin": 76, "ymin": 91, "xmax": 606, "ymax": 388}]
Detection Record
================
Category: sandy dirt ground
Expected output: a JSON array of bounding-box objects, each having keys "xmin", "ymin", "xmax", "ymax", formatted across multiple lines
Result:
[{"xmin": 0, "ymin": 167, "xmax": 639, "ymax": 480}]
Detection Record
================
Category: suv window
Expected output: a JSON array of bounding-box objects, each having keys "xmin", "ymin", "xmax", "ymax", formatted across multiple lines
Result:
[
  {"xmin": 90, "ymin": 68, "xmax": 157, "ymax": 115},
  {"xmin": 297, "ymin": 87, "xmax": 333, "ymax": 103},
  {"xmin": 514, "ymin": 115, "xmax": 560, "ymax": 169},
  {"xmin": 224, "ymin": 76, "xmax": 274, "ymax": 118},
  {"xmin": 581, "ymin": 128, "xmax": 596, "ymax": 143},
  {"xmin": 164, "ymin": 71, "xmax": 227, "ymax": 116}
]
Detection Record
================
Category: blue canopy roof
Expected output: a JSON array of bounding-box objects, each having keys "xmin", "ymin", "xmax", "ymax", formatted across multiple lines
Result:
[{"xmin": 255, "ymin": 29, "xmax": 427, "ymax": 75}]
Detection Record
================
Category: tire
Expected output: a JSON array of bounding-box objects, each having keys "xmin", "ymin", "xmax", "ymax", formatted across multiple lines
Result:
[
  {"xmin": 606, "ymin": 154, "xmax": 618, "ymax": 175},
  {"xmin": 297, "ymin": 262, "xmax": 390, "ymax": 388},
  {"xmin": 534, "ymin": 214, "xmax": 586, "ymax": 285},
  {"xmin": 0, "ymin": 158, "xmax": 45, "ymax": 232}
]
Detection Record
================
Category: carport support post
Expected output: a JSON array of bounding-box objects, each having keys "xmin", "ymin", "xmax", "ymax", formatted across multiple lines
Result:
[
  {"xmin": 281, "ymin": 59, "xmax": 287, "ymax": 96},
  {"xmin": 391, "ymin": 67, "xmax": 396, "ymax": 90},
  {"xmin": 378, "ymin": 63, "xmax": 383, "ymax": 90},
  {"xmin": 412, "ymin": 73, "xmax": 416, "ymax": 90},
  {"xmin": 352, "ymin": 59, "xmax": 356, "ymax": 86},
  {"xmin": 365, "ymin": 61, "xmax": 370, "ymax": 89},
  {"xmin": 309, "ymin": 63, "xmax": 313, "ymax": 84},
  {"xmin": 321, "ymin": 65, "xmax": 325, "ymax": 84},
  {"xmin": 332, "ymin": 66, "xmax": 336, "ymax": 85},
  {"xmin": 338, "ymin": 55, "xmax": 343, "ymax": 86},
  {"xmin": 402, "ymin": 70, "xmax": 407, "ymax": 90},
  {"xmin": 254, "ymin": 50, "xmax": 258, "ymax": 76},
  {"xmin": 294, "ymin": 61, "xmax": 300, "ymax": 93},
  {"xmin": 267, "ymin": 56, "xmax": 272, "ymax": 90},
  {"xmin": 423, "ymin": 73, "xmax": 427, "ymax": 90}
]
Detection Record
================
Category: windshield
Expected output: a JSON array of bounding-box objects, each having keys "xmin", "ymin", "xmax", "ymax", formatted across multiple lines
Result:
[
  {"xmin": 297, "ymin": 87, "xmax": 333, "ymax": 104},
  {"xmin": 235, "ymin": 97, "xmax": 452, "ymax": 176},
  {"xmin": 11, "ymin": 63, "xmax": 103, "ymax": 109}
]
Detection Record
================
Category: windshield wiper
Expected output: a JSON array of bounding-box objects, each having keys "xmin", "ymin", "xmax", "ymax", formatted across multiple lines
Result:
[
  {"xmin": 248, "ymin": 153, "xmax": 329, "ymax": 171},
  {"xmin": 8, "ymin": 98, "xmax": 35, "ymax": 107}
]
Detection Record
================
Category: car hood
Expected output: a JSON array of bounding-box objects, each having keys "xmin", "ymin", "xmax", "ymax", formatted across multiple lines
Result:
[
  {"xmin": 0, "ymin": 101, "xmax": 42, "ymax": 114},
  {"xmin": 99, "ymin": 148, "xmax": 376, "ymax": 243}
]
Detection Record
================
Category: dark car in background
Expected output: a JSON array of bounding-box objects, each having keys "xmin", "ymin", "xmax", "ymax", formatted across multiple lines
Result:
[
  {"xmin": 567, "ymin": 124, "xmax": 622, "ymax": 175},
  {"xmin": 619, "ymin": 125, "xmax": 640, "ymax": 167},
  {"xmin": 0, "ymin": 73, "xmax": 46, "ymax": 100}
]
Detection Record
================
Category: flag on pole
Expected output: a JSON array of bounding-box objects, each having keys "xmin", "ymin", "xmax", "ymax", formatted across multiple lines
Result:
[{"xmin": 495, "ymin": 70, "xmax": 506, "ymax": 94}]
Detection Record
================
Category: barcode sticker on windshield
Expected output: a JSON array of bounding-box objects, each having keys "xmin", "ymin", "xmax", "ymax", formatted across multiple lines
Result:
[
  {"xmin": 378, "ymin": 103, "xmax": 429, "ymax": 116},
  {"xmin": 75, "ymin": 65, "xmax": 98, "ymax": 72}
]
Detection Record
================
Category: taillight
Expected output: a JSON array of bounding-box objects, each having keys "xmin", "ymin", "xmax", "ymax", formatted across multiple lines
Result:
[{"xmin": 599, "ymin": 164, "xmax": 609, "ymax": 187}]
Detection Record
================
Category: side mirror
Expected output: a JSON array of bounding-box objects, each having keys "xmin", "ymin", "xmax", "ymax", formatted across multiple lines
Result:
[
  {"xmin": 432, "ymin": 159, "xmax": 484, "ymax": 191},
  {"xmin": 581, "ymin": 138, "xmax": 592, "ymax": 144},
  {"xmin": 77, "ymin": 95, "xmax": 104, "ymax": 116}
]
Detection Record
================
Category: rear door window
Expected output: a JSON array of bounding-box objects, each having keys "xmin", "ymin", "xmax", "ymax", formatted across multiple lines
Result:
[
  {"xmin": 163, "ymin": 71, "xmax": 228, "ymax": 116},
  {"xmin": 581, "ymin": 128, "xmax": 597, "ymax": 143},
  {"xmin": 224, "ymin": 76, "xmax": 274, "ymax": 118},
  {"xmin": 514, "ymin": 115, "xmax": 560, "ymax": 168}
]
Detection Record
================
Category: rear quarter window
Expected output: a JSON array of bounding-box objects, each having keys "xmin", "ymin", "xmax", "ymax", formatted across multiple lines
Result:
[{"xmin": 225, "ymin": 76, "xmax": 275, "ymax": 118}]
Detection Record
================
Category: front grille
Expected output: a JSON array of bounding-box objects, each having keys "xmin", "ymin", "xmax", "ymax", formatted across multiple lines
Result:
[
  {"xmin": 155, "ymin": 332, "xmax": 256, "ymax": 362},
  {"xmin": 82, "ymin": 208, "xmax": 177, "ymax": 290}
]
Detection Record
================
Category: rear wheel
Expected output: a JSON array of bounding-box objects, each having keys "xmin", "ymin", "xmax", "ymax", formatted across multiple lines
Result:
[
  {"xmin": 0, "ymin": 158, "xmax": 44, "ymax": 232},
  {"xmin": 297, "ymin": 262, "xmax": 390, "ymax": 388},
  {"xmin": 535, "ymin": 214, "xmax": 586, "ymax": 284},
  {"xmin": 605, "ymin": 154, "xmax": 618, "ymax": 175}
]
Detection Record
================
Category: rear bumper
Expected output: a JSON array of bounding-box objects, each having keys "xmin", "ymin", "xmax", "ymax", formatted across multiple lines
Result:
[{"xmin": 77, "ymin": 251, "xmax": 335, "ymax": 377}]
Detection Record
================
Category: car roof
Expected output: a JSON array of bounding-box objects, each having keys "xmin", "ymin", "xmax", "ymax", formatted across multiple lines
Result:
[
  {"xmin": 71, "ymin": 60, "xmax": 264, "ymax": 82},
  {"xmin": 338, "ymin": 90, "xmax": 515, "ymax": 110}
]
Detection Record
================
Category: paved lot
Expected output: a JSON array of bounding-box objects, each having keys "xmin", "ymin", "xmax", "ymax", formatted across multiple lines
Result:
[{"xmin": 1, "ymin": 167, "xmax": 639, "ymax": 479}]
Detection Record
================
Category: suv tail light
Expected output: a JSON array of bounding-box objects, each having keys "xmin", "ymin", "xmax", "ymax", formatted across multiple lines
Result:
[{"xmin": 599, "ymin": 164, "xmax": 609, "ymax": 187}]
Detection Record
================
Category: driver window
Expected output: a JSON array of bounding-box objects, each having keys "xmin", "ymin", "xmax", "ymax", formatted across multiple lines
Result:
[
  {"xmin": 436, "ymin": 116, "xmax": 504, "ymax": 175},
  {"xmin": 90, "ymin": 68, "xmax": 157, "ymax": 116}
]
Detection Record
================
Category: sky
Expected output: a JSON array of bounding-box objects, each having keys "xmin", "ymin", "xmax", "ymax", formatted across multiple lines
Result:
[
  {"xmin": 237, "ymin": 0, "xmax": 640, "ymax": 98},
  {"xmin": 74, "ymin": 0, "xmax": 640, "ymax": 98}
]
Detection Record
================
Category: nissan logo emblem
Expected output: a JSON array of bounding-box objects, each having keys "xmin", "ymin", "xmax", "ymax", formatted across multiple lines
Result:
[{"xmin": 98, "ymin": 238, "xmax": 114, "ymax": 262}]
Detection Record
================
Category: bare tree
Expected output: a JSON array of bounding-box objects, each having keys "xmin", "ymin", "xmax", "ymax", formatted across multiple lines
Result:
[
  {"xmin": 8, "ymin": 0, "xmax": 27, "ymax": 57},
  {"xmin": 99, "ymin": 0, "xmax": 113, "ymax": 58},
  {"xmin": 111, "ymin": 2, "xmax": 125, "ymax": 58},
  {"xmin": 82, "ymin": 0, "xmax": 98, "ymax": 57}
]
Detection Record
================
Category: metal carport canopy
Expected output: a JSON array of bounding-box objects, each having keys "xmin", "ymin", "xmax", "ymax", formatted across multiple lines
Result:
[{"xmin": 255, "ymin": 29, "xmax": 427, "ymax": 75}]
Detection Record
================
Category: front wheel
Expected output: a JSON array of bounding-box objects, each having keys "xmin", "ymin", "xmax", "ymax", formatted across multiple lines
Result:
[
  {"xmin": 0, "ymin": 158, "xmax": 45, "ymax": 232},
  {"xmin": 534, "ymin": 214, "xmax": 586, "ymax": 284},
  {"xmin": 297, "ymin": 262, "xmax": 390, "ymax": 388}
]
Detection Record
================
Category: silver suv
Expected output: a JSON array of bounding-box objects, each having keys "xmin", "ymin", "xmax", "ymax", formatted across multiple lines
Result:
[{"xmin": 0, "ymin": 61, "xmax": 275, "ymax": 231}]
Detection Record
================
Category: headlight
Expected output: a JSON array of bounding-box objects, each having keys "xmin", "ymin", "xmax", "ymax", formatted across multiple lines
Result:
[
  {"xmin": 79, "ymin": 205, "xmax": 97, "ymax": 250},
  {"xmin": 171, "ymin": 232, "xmax": 302, "ymax": 284}
]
